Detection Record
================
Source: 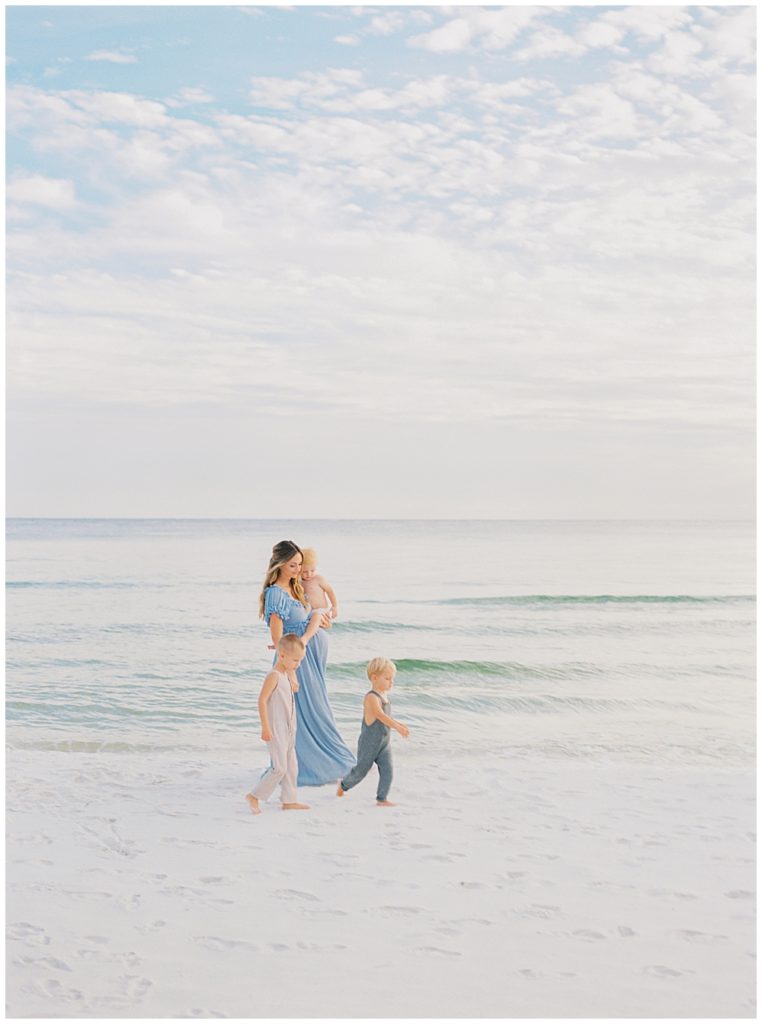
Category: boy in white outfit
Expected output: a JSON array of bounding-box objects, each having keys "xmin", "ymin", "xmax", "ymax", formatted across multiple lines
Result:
[{"xmin": 246, "ymin": 634, "xmax": 309, "ymax": 814}]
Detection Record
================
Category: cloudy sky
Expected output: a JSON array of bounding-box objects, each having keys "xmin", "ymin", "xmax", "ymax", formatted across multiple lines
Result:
[{"xmin": 6, "ymin": 4, "xmax": 755, "ymax": 518}]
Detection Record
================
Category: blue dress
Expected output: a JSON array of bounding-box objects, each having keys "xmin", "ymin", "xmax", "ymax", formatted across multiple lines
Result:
[{"xmin": 263, "ymin": 585, "xmax": 355, "ymax": 786}]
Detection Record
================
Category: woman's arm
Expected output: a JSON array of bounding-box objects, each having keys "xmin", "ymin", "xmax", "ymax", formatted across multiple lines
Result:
[
  {"xmin": 269, "ymin": 614, "xmax": 284, "ymax": 648},
  {"xmin": 302, "ymin": 610, "xmax": 329, "ymax": 644}
]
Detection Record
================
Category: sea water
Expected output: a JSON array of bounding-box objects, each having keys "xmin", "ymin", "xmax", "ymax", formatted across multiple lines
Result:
[{"xmin": 6, "ymin": 519, "xmax": 755, "ymax": 769}]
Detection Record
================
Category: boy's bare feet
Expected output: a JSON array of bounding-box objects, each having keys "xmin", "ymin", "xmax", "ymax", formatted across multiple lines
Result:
[
  {"xmin": 282, "ymin": 802, "xmax": 310, "ymax": 810},
  {"xmin": 376, "ymin": 800, "xmax": 396, "ymax": 807},
  {"xmin": 336, "ymin": 784, "xmax": 345, "ymax": 797},
  {"xmin": 245, "ymin": 793, "xmax": 261, "ymax": 815}
]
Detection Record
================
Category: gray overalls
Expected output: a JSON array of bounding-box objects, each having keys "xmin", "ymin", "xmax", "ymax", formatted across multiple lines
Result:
[{"xmin": 339, "ymin": 689, "xmax": 393, "ymax": 802}]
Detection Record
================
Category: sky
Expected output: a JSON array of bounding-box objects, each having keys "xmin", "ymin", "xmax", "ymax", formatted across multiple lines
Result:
[{"xmin": 6, "ymin": 4, "xmax": 756, "ymax": 519}]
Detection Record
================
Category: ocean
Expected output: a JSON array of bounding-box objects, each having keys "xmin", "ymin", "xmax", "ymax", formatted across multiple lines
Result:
[{"xmin": 6, "ymin": 518, "xmax": 755, "ymax": 770}]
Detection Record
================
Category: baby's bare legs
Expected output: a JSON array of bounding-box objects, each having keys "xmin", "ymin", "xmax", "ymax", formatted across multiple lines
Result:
[{"xmin": 245, "ymin": 793, "xmax": 261, "ymax": 815}]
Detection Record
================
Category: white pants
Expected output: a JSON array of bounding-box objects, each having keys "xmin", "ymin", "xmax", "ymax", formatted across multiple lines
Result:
[{"xmin": 251, "ymin": 731, "xmax": 298, "ymax": 804}]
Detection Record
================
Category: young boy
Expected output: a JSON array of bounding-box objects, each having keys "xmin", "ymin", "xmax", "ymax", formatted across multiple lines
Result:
[
  {"xmin": 337, "ymin": 657, "xmax": 409, "ymax": 807},
  {"xmin": 246, "ymin": 634, "xmax": 309, "ymax": 814},
  {"xmin": 301, "ymin": 548, "xmax": 339, "ymax": 622}
]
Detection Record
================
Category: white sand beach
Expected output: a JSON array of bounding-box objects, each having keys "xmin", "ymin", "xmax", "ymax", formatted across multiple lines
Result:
[{"xmin": 6, "ymin": 745, "xmax": 755, "ymax": 1018}]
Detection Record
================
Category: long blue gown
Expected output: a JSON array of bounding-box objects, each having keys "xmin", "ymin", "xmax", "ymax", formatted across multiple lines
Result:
[{"xmin": 263, "ymin": 585, "xmax": 355, "ymax": 785}]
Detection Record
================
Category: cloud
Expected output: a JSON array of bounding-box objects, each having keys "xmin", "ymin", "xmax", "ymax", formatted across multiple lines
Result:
[
  {"xmin": 334, "ymin": 35, "xmax": 360, "ymax": 47},
  {"xmin": 85, "ymin": 50, "xmax": 137, "ymax": 65},
  {"xmin": 6, "ymin": 19, "xmax": 754, "ymax": 443},
  {"xmin": 694, "ymin": 7, "xmax": 756, "ymax": 67},
  {"xmin": 409, "ymin": 7, "xmax": 541, "ymax": 53},
  {"xmin": 6, "ymin": 174, "xmax": 76, "ymax": 208},
  {"xmin": 167, "ymin": 87, "xmax": 215, "ymax": 107},
  {"xmin": 601, "ymin": 7, "xmax": 695, "ymax": 42}
]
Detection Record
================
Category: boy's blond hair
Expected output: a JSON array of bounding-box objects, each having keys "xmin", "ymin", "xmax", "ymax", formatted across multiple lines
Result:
[
  {"xmin": 366, "ymin": 656, "xmax": 396, "ymax": 680},
  {"xmin": 301, "ymin": 547, "xmax": 318, "ymax": 569},
  {"xmin": 278, "ymin": 633, "xmax": 305, "ymax": 655}
]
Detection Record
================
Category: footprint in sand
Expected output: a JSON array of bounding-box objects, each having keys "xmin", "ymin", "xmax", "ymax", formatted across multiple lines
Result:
[
  {"xmin": 136, "ymin": 920, "xmax": 165, "ymax": 934},
  {"xmin": 7, "ymin": 922, "xmax": 50, "ymax": 945},
  {"xmin": 647, "ymin": 889, "xmax": 697, "ymax": 901},
  {"xmin": 117, "ymin": 951, "xmax": 142, "ymax": 968},
  {"xmin": 725, "ymin": 890, "xmax": 755, "ymax": 900},
  {"xmin": 675, "ymin": 930, "xmax": 728, "ymax": 944},
  {"xmin": 374, "ymin": 905, "xmax": 424, "ymax": 917},
  {"xmin": 641, "ymin": 965, "xmax": 689, "ymax": 978},
  {"xmin": 416, "ymin": 946, "xmax": 461, "ymax": 958},
  {"xmin": 295, "ymin": 941, "xmax": 348, "ymax": 952},
  {"xmin": 271, "ymin": 889, "xmax": 319, "ymax": 902},
  {"xmin": 572, "ymin": 929, "xmax": 606, "ymax": 941},
  {"xmin": 516, "ymin": 905, "xmax": 562, "ymax": 921},
  {"xmin": 120, "ymin": 975, "xmax": 152, "ymax": 999},
  {"xmin": 38, "ymin": 979, "xmax": 83, "ymax": 1003},
  {"xmin": 16, "ymin": 954, "xmax": 72, "ymax": 972},
  {"xmin": 194, "ymin": 936, "xmax": 260, "ymax": 953}
]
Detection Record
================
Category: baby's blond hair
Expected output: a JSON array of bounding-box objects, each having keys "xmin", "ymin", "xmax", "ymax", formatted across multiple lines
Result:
[
  {"xmin": 278, "ymin": 633, "xmax": 305, "ymax": 655},
  {"xmin": 301, "ymin": 547, "xmax": 318, "ymax": 569},
  {"xmin": 366, "ymin": 657, "xmax": 396, "ymax": 681}
]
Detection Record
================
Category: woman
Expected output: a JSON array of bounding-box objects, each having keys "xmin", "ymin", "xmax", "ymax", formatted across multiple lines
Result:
[{"xmin": 259, "ymin": 540, "xmax": 355, "ymax": 786}]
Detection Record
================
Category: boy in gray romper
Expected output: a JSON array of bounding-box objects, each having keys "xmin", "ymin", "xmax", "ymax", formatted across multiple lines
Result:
[{"xmin": 337, "ymin": 657, "xmax": 410, "ymax": 806}]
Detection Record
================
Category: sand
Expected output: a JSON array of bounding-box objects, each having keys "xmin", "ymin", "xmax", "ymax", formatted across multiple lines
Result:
[{"xmin": 6, "ymin": 746, "xmax": 755, "ymax": 1018}]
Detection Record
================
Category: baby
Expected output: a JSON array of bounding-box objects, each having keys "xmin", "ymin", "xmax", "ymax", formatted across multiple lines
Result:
[{"xmin": 301, "ymin": 548, "xmax": 339, "ymax": 622}]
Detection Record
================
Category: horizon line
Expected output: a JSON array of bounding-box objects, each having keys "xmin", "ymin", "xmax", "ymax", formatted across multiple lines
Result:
[{"xmin": 5, "ymin": 516, "xmax": 755, "ymax": 524}]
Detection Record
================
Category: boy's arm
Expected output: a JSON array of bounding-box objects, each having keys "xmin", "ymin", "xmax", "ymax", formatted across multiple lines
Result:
[
  {"xmin": 258, "ymin": 673, "xmax": 278, "ymax": 741},
  {"xmin": 320, "ymin": 577, "xmax": 339, "ymax": 618},
  {"xmin": 365, "ymin": 693, "xmax": 410, "ymax": 737}
]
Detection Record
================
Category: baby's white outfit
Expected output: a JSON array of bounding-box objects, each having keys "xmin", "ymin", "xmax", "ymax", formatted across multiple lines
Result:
[{"xmin": 251, "ymin": 669, "xmax": 298, "ymax": 804}]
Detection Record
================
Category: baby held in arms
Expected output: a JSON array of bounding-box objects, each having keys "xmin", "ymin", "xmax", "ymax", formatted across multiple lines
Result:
[{"xmin": 301, "ymin": 548, "xmax": 339, "ymax": 625}]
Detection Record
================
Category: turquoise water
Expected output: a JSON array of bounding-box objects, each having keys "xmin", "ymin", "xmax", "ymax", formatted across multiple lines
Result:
[{"xmin": 6, "ymin": 519, "xmax": 755, "ymax": 766}]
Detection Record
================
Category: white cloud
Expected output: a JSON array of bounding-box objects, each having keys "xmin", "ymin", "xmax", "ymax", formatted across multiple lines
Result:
[
  {"xmin": 334, "ymin": 35, "xmax": 360, "ymax": 46},
  {"xmin": 409, "ymin": 8, "xmax": 542, "ymax": 53},
  {"xmin": 576, "ymin": 20, "xmax": 625, "ymax": 50},
  {"xmin": 602, "ymin": 7, "xmax": 695, "ymax": 42},
  {"xmin": 85, "ymin": 50, "xmax": 137, "ymax": 65},
  {"xmin": 647, "ymin": 30, "xmax": 706, "ymax": 78},
  {"xmin": 168, "ymin": 87, "xmax": 214, "ymax": 107},
  {"xmin": 515, "ymin": 26, "xmax": 586, "ymax": 61},
  {"xmin": 694, "ymin": 7, "xmax": 756, "ymax": 67},
  {"xmin": 6, "ymin": 174, "xmax": 76, "ymax": 208}
]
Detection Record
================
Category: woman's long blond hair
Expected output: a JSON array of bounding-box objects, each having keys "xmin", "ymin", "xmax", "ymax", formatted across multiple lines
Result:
[{"xmin": 259, "ymin": 540, "xmax": 308, "ymax": 618}]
